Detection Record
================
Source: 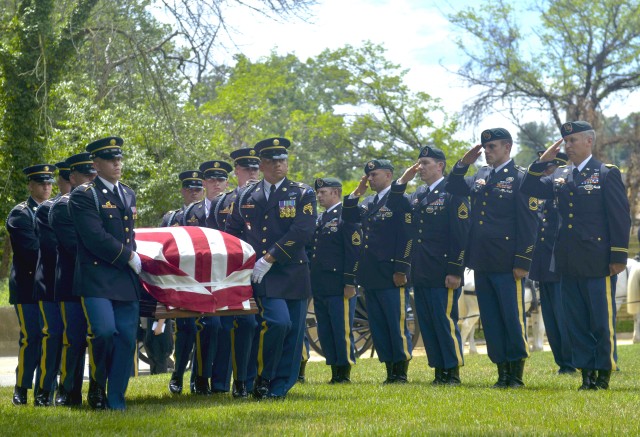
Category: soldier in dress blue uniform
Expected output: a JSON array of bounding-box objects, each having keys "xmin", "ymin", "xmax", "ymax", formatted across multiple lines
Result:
[
  {"xmin": 528, "ymin": 151, "xmax": 575, "ymax": 375},
  {"xmin": 6, "ymin": 164, "xmax": 55, "ymax": 405},
  {"xmin": 50, "ymin": 153, "xmax": 97, "ymax": 406},
  {"xmin": 309, "ymin": 177, "xmax": 361, "ymax": 383},
  {"xmin": 164, "ymin": 170, "xmax": 204, "ymax": 394},
  {"xmin": 182, "ymin": 161, "xmax": 232, "ymax": 394},
  {"xmin": 68, "ymin": 137, "xmax": 142, "ymax": 410},
  {"xmin": 225, "ymin": 137, "xmax": 317, "ymax": 399},
  {"xmin": 445, "ymin": 128, "xmax": 538, "ymax": 388},
  {"xmin": 32, "ymin": 162, "xmax": 72, "ymax": 406},
  {"xmin": 160, "ymin": 170, "xmax": 204, "ymax": 227},
  {"xmin": 394, "ymin": 146, "xmax": 470, "ymax": 385},
  {"xmin": 342, "ymin": 159, "xmax": 414, "ymax": 383},
  {"xmin": 214, "ymin": 148, "xmax": 261, "ymax": 398},
  {"xmin": 522, "ymin": 121, "xmax": 631, "ymax": 390}
]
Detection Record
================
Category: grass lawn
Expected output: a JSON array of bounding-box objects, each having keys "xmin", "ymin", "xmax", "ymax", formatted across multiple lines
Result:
[{"xmin": 1, "ymin": 345, "xmax": 640, "ymax": 436}]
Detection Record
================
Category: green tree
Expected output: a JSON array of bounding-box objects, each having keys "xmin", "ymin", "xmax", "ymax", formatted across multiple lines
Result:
[
  {"xmin": 515, "ymin": 121, "xmax": 556, "ymax": 166},
  {"xmin": 448, "ymin": 0, "xmax": 640, "ymax": 158}
]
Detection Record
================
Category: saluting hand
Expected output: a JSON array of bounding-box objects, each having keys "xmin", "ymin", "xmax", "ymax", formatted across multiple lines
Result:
[
  {"xmin": 460, "ymin": 144, "xmax": 484, "ymax": 166},
  {"xmin": 351, "ymin": 175, "xmax": 368, "ymax": 198},
  {"xmin": 538, "ymin": 139, "xmax": 563, "ymax": 162},
  {"xmin": 398, "ymin": 162, "xmax": 420, "ymax": 185}
]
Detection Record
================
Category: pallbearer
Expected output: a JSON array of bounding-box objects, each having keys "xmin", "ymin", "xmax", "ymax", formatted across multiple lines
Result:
[
  {"xmin": 51, "ymin": 153, "xmax": 97, "ymax": 406},
  {"xmin": 69, "ymin": 137, "xmax": 142, "ymax": 410},
  {"xmin": 7, "ymin": 164, "xmax": 55, "ymax": 405}
]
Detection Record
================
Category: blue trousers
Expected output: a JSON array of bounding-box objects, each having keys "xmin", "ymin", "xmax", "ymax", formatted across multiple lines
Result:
[
  {"xmin": 562, "ymin": 275, "xmax": 617, "ymax": 371},
  {"xmin": 539, "ymin": 281, "xmax": 574, "ymax": 370},
  {"xmin": 414, "ymin": 287, "xmax": 464, "ymax": 369},
  {"xmin": 38, "ymin": 301, "xmax": 63, "ymax": 392},
  {"xmin": 81, "ymin": 297, "xmax": 139, "ymax": 410},
  {"xmin": 173, "ymin": 317, "xmax": 196, "ymax": 377},
  {"xmin": 211, "ymin": 319, "xmax": 232, "ymax": 392},
  {"xmin": 314, "ymin": 295, "xmax": 356, "ymax": 366},
  {"xmin": 59, "ymin": 301, "xmax": 87, "ymax": 394},
  {"xmin": 364, "ymin": 287, "xmax": 413, "ymax": 363},
  {"xmin": 224, "ymin": 315, "xmax": 257, "ymax": 382},
  {"xmin": 246, "ymin": 322, "xmax": 260, "ymax": 392},
  {"xmin": 14, "ymin": 303, "xmax": 42, "ymax": 389},
  {"xmin": 255, "ymin": 297, "xmax": 306, "ymax": 397},
  {"xmin": 475, "ymin": 272, "xmax": 529, "ymax": 364},
  {"xmin": 191, "ymin": 316, "xmax": 219, "ymax": 380}
]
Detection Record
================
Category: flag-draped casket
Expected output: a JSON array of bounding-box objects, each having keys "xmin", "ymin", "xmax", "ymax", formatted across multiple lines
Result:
[{"xmin": 135, "ymin": 226, "xmax": 256, "ymax": 314}]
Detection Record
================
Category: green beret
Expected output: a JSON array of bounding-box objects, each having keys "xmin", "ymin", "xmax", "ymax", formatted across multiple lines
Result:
[
  {"xmin": 418, "ymin": 146, "xmax": 446, "ymax": 161},
  {"xmin": 481, "ymin": 128, "xmax": 512, "ymax": 145},
  {"xmin": 560, "ymin": 121, "xmax": 593, "ymax": 137},
  {"xmin": 364, "ymin": 159, "xmax": 394, "ymax": 174},
  {"xmin": 315, "ymin": 177, "xmax": 342, "ymax": 190}
]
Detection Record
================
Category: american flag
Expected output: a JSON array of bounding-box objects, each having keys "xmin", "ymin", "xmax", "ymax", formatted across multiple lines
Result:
[{"xmin": 135, "ymin": 226, "xmax": 255, "ymax": 313}]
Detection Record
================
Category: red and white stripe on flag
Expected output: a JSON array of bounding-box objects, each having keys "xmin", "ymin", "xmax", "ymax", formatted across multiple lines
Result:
[{"xmin": 135, "ymin": 226, "xmax": 256, "ymax": 313}]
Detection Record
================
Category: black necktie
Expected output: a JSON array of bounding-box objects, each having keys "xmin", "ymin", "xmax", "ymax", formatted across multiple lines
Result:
[
  {"xmin": 373, "ymin": 194, "xmax": 380, "ymax": 205},
  {"xmin": 488, "ymin": 169, "xmax": 496, "ymax": 183},
  {"xmin": 417, "ymin": 187, "xmax": 430, "ymax": 203},
  {"xmin": 572, "ymin": 168, "xmax": 579, "ymax": 180},
  {"xmin": 269, "ymin": 184, "xmax": 276, "ymax": 200},
  {"xmin": 113, "ymin": 185, "xmax": 122, "ymax": 202}
]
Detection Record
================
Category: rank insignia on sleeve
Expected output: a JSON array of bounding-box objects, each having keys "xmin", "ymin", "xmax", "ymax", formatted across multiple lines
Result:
[
  {"xmin": 351, "ymin": 231, "xmax": 361, "ymax": 246},
  {"xmin": 458, "ymin": 203, "xmax": 469, "ymax": 219},
  {"xmin": 528, "ymin": 197, "xmax": 539, "ymax": 211},
  {"xmin": 303, "ymin": 203, "xmax": 313, "ymax": 215},
  {"xmin": 284, "ymin": 241, "xmax": 295, "ymax": 246}
]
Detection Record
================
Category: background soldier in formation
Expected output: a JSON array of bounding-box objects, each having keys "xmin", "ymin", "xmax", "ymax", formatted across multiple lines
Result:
[
  {"xmin": 7, "ymin": 164, "xmax": 55, "ymax": 405},
  {"xmin": 164, "ymin": 170, "xmax": 203, "ymax": 393},
  {"xmin": 214, "ymin": 148, "xmax": 261, "ymax": 398},
  {"xmin": 446, "ymin": 128, "xmax": 537, "ymax": 388},
  {"xmin": 522, "ymin": 121, "xmax": 631, "ymax": 390},
  {"xmin": 395, "ymin": 146, "xmax": 469, "ymax": 385},
  {"xmin": 343, "ymin": 159, "xmax": 413, "ymax": 383},
  {"xmin": 528, "ymin": 151, "xmax": 575, "ymax": 375},
  {"xmin": 50, "ymin": 152, "xmax": 97, "ymax": 406},
  {"xmin": 32, "ymin": 162, "xmax": 72, "ymax": 405},
  {"xmin": 69, "ymin": 137, "xmax": 142, "ymax": 410},
  {"xmin": 309, "ymin": 177, "xmax": 360, "ymax": 383},
  {"xmin": 226, "ymin": 137, "xmax": 317, "ymax": 399}
]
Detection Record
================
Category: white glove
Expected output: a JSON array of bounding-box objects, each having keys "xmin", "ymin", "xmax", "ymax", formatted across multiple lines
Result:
[
  {"xmin": 128, "ymin": 251, "xmax": 142, "ymax": 275},
  {"xmin": 251, "ymin": 257, "xmax": 273, "ymax": 284}
]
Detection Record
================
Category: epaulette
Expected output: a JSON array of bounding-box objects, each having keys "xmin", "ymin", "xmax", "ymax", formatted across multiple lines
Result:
[
  {"xmin": 11, "ymin": 201, "xmax": 28, "ymax": 212},
  {"xmin": 558, "ymin": 164, "xmax": 567, "ymax": 168},
  {"xmin": 515, "ymin": 165, "xmax": 525, "ymax": 173},
  {"xmin": 605, "ymin": 164, "xmax": 618, "ymax": 169},
  {"xmin": 79, "ymin": 182, "xmax": 95, "ymax": 192},
  {"xmin": 120, "ymin": 181, "xmax": 132, "ymax": 189}
]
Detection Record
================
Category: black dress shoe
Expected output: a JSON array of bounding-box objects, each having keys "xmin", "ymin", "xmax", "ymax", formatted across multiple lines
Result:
[
  {"xmin": 336, "ymin": 365, "xmax": 352, "ymax": 383},
  {"xmin": 252, "ymin": 376, "xmax": 271, "ymax": 399},
  {"xmin": 193, "ymin": 376, "xmax": 211, "ymax": 395},
  {"xmin": 12, "ymin": 386, "xmax": 27, "ymax": 406},
  {"xmin": 393, "ymin": 360, "xmax": 409, "ymax": 384},
  {"xmin": 445, "ymin": 367, "xmax": 462, "ymax": 386},
  {"xmin": 383, "ymin": 362, "xmax": 396, "ymax": 384},
  {"xmin": 579, "ymin": 369, "xmax": 597, "ymax": 390},
  {"xmin": 493, "ymin": 362, "xmax": 510, "ymax": 389},
  {"xmin": 169, "ymin": 372, "xmax": 183, "ymax": 394},
  {"xmin": 69, "ymin": 387, "xmax": 83, "ymax": 406},
  {"xmin": 329, "ymin": 365, "xmax": 339, "ymax": 384},
  {"xmin": 298, "ymin": 360, "xmax": 307, "ymax": 383},
  {"xmin": 87, "ymin": 379, "xmax": 107, "ymax": 410},
  {"xmin": 232, "ymin": 380, "xmax": 248, "ymax": 398},
  {"xmin": 432, "ymin": 368, "xmax": 445, "ymax": 385},
  {"xmin": 508, "ymin": 360, "xmax": 525, "ymax": 388},
  {"xmin": 35, "ymin": 390, "xmax": 52, "ymax": 407},
  {"xmin": 595, "ymin": 369, "xmax": 611, "ymax": 390},
  {"xmin": 55, "ymin": 386, "xmax": 71, "ymax": 406}
]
